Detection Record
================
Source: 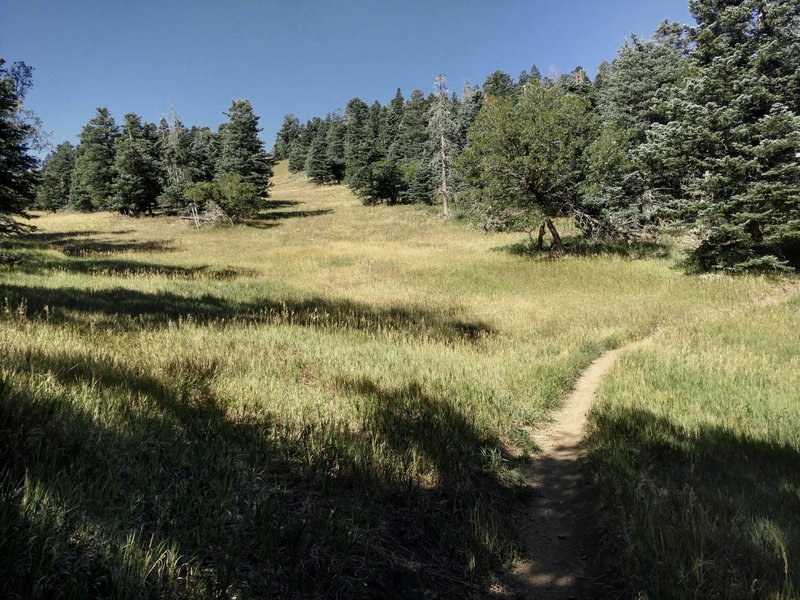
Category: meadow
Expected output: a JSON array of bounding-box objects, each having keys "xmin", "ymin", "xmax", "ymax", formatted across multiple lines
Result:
[{"xmin": 1, "ymin": 161, "xmax": 797, "ymax": 598}]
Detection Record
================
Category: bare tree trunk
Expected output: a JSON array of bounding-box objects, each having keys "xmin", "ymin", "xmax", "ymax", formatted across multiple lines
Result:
[
  {"xmin": 440, "ymin": 133, "xmax": 449, "ymax": 218},
  {"xmin": 546, "ymin": 218, "xmax": 565, "ymax": 255},
  {"xmin": 536, "ymin": 221, "xmax": 546, "ymax": 252}
]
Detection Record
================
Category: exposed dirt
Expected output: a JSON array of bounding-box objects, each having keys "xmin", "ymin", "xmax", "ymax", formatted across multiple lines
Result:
[{"xmin": 505, "ymin": 349, "xmax": 621, "ymax": 599}]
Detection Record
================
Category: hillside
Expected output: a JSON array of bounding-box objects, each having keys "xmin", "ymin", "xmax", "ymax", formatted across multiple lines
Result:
[{"xmin": 1, "ymin": 162, "xmax": 798, "ymax": 598}]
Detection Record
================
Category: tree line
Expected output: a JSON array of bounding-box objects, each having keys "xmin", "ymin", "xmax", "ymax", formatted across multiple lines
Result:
[
  {"xmin": 33, "ymin": 99, "xmax": 273, "ymax": 222},
  {"xmin": 278, "ymin": 0, "xmax": 799, "ymax": 272}
]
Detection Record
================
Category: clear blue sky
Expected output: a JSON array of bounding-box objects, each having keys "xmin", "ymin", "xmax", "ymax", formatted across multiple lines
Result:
[{"xmin": 2, "ymin": 0, "xmax": 693, "ymax": 156}]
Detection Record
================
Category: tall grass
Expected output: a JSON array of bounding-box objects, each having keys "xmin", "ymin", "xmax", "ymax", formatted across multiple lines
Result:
[
  {"xmin": 1, "ymin": 161, "xmax": 796, "ymax": 597},
  {"xmin": 589, "ymin": 296, "xmax": 800, "ymax": 599}
]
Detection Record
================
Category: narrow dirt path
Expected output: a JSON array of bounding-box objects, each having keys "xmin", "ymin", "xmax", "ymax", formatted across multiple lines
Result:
[{"xmin": 506, "ymin": 349, "xmax": 621, "ymax": 599}]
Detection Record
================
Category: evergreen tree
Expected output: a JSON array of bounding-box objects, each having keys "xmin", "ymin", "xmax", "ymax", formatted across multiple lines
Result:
[
  {"xmin": 305, "ymin": 132, "xmax": 330, "ymax": 184},
  {"xmin": 69, "ymin": 107, "xmax": 118, "ymax": 211},
  {"xmin": 35, "ymin": 141, "xmax": 75, "ymax": 211},
  {"xmin": 384, "ymin": 88, "xmax": 405, "ymax": 158},
  {"xmin": 287, "ymin": 122, "xmax": 308, "ymax": 173},
  {"xmin": 0, "ymin": 58, "xmax": 38, "ymax": 231},
  {"xmin": 598, "ymin": 22, "xmax": 691, "ymax": 144},
  {"xmin": 482, "ymin": 70, "xmax": 516, "ymax": 97},
  {"xmin": 368, "ymin": 101, "xmax": 387, "ymax": 156},
  {"xmin": 111, "ymin": 113, "xmax": 162, "ymax": 215},
  {"xmin": 397, "ymin": 89, "xmax": 429, "ymax": 160},
  {"xmin": 273, "ymin": 112, "xmax": 300, "ymax": 160},
  {"xmin": 405, "ymin": 161, "xmax": 436, "ymax": 204},
  {"xmin": 217, "ymin": 98, "xmax": 272, "ymax": 193},
  {"xmin": 641, "ymin": 0, "xmax": 800, "ymax": 270},
  {"xmin": 187, "ymin": 126, "xmax": 219, "ymax": 183},
  {"xmin": 580, "ymin": 22, "xmax": 692, "ymax": 240},
  {"xmin": 561, "ymin": 66, "xmax": 594, "ymax": 103},
  {"xmin": 592, "ymin": 61, "xmax": 613, "ymax": 95},
  {"xmin": 456, "ymin": 81, "xmax": 483, "ymax": 152},
  {"xmin": 325, "ymin": 112, "xmax": 346, "ymax": 184},
  {"xmin": 289, "ymin": 118, "xmax": 323, "ymax": 174},
  {"xmin": 528, "ymin": 64, "xmax": 542, "ymax": 83},
  {"xmin": 344, "ymin": 97, "xmax": 373, "ymax": 195}
]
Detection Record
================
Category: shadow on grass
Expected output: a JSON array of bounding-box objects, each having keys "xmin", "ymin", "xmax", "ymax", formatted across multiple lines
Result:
[
  {"xmin": 260, "ymin": 199, "xmax": 300, "ymax": 210},
  {"xmin": 0, "ymin": 350, "xmax": 522, "ymax": 598},
  {"xmin": 1, "ymin": 249, "xmax": 249, "ymax": 279},
  {"xmin": 0, "ymin": 283, "xmax": 495, "ymax": 342},
  {"xmin": 495, "ymin": 237, "xmax": 671, "ymax": 260},
  {"xmin": 338, "ymin": 377, "xmax": 524, "ymax": 574},
  {"xmin": 243, "ymin": 208, "xmax": 334, "ymax": 229},
  {"xmin": 5, "ymin": 230, "xmax": 177, "ymax": 257},
  {"xmin": 259, "ymin": 209, "xmax": 334, "ymax": 221},
  {"xmin": 589, "ymin": 407, "xmax": 800, "ymax": 599}
]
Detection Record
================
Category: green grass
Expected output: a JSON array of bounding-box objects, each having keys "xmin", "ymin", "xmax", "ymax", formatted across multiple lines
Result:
[
  {"xmin": 1, "ymin": 161, "xmax": 798, "ymax": 598},
  {"xmin": 589, "ymin": 296, "xmax": 800, "ymax": 599}
]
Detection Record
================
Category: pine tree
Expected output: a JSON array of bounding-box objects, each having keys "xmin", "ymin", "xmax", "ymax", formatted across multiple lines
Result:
[
  {"xmin": 561, "ymin": 66, "xmax": 595, "ymax": 103},
  {"xmin": 598, "ymin": 22, "xmax": 691, "ymax": 144},
  {"xmin": 273, "ymin": 112, "xmax": 300, "ymax": 160},
  {"xmin": 217, "ymin": 98, "xmax": 272, "ymax": 193},
  {"xmin": 289, "ymin": 119, "xmax": 318, "ymax": 173},
  {"xmin": 642, "ymin": 0, "xmax": 800, "ymax": 270},
  {"xmin": 455, "ymin": 82, "xmax": 483, "ymax": 152},
  {"xmin": 384, "ymin": 88, "xmax": 405, "ymax": 158},
  {"xmin": 482, "ymin": 70, "xmax": 516, "ymax": 97},
  {"xmin": 35, "ymin": 141, "xmax": 75, "ymax": 211},
  {"xmin": 528, "ymin": 64, "xmax": 542, "ymax": 83},
  {"xmin": 405, "ymin": 161, "xmax": 435, "ymax": 204},
  {"xmin": 345, "ymin": 97, "xmax": 374, "ymax": 196},
  {"xmin": 397, "ymin": 90, "xmax": 429, "ymax": 160},
  {"xmin": 187, "ymin": 126, "xmax": 219, "ymax": 183},
  {"xmin": 578, "ymin": 22, "xmax": 692, "ymax": 240},
  {"xmin": 287, "ymin": 122, "xmax": 308, "ymax": 173},
  {"xmin": 111, "ymin": 113, "xmax": 162, "ymax": 215},
  {"xmin": 305, "ymin": 132, "xmax": 330, "ymax": 184},
  {"xmin": 0, "ymin": 58, "xmax": 38, "ymax": 231},
  {"xmin": 69, "ymin": 107, "xmax": 118, "ymax": 211},
  {"xmin": 325, "ymin": 113, "xmax": 346, "ymax": 184}
]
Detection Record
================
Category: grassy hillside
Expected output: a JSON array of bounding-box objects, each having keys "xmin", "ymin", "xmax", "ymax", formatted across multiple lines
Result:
[{"xmin": 1, "ymin": 161, "xmax": 797, "ymax": 598}]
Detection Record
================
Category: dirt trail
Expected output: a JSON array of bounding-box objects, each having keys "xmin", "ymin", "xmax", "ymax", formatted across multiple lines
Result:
[{"xmin": 507, "ymin": 349, "xmax": 621, "ymax": 599}]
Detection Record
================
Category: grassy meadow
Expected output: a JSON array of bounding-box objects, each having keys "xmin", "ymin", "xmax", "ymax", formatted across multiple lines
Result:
[{"xmin": 1, "ymin": 161, "xmax": 798, "ymax": 598}]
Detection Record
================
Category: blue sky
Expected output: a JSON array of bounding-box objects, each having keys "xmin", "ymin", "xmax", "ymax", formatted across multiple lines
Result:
[{"xmin": 2, "ymin": 0, "xmax": 693, "ymax": 157}]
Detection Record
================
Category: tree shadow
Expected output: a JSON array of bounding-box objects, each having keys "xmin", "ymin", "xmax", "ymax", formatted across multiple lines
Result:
[
  {"xmin": 0, "ymin": 283, "xmax": 495, "ymax": 342},
  {"xmin": 337, "ymin": 377, "xmax": 526, "ymax": 585},
  {"xmin": 1, "ymin": 352, "xmax": 522, "ymax": 598},
  {"xmin": 260, "ymin": 199, "xmax": 300, "ymax": 210},
  {"xmin": 6, "ymin": 230, "xmax": 177, "ymax": 257},
  {"xmin": 494, "ymin": 237, "xmax": 671, "ymax": 260},
  {"xmin": 589, "ymin": 407, "xmax": 800, "ymax": 598},
  {"xmin": 258, "ymin": 209, "xmax": 334, "ymax": 221},
  {"xmin": 1, "ymin": 250, "xmax": 247, "ymax": 279},
  {"xmin": 243, "ymin": 208, "xmax": 334, "ymax": 228}
]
